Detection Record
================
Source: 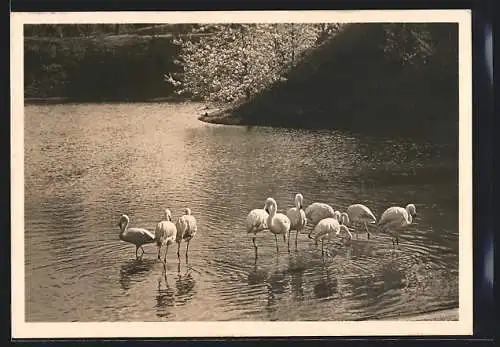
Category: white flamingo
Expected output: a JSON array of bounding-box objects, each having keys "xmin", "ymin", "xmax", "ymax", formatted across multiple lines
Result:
[
  {"xmin": 377, "ymin": 204, "xmax": 417, "ymax": 246},
  {"xmin": 286, "ymin": 193, "xmax": 307, "ymax": 251},
  {"xmin": 265, "ymin": 197, "xmax": 291, "ymax": 253},
  {"xmin": 346, "ymin": 203, "xmax": 377, "ymax": 239},
  {"xmin": 308, "ymin": 217, "xmax": 353, "ymax": 256},
  {"xmin": 175, "ymin": 208, "xmax": 198, "ymax": 262},
  {"xmin": 117, "ymin": 214, "xmax": 156, "ymax": 259},
  {"xmin": 154, "ymin": 209, "xmax": 178, "ymax": 263},
  {"xmin": 305, "ymin": 202, "xmax": 336, "ymax": 227},
  {"xmin": 246, "ymin": 205, "xmax": 269, "ymax": 254}
]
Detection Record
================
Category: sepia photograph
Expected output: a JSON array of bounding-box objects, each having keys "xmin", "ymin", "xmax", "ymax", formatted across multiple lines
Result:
[{"xmin": 11, "ymin": 10, "xmax": 472, "ymax": 338}]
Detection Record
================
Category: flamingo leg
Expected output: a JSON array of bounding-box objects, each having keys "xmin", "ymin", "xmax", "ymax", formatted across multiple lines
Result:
[
  {"xmin": 274, "ymin": 234, "xmax": 279, "ymax": 253},
  {"xmin": 185, "ymin": 241, "xmax": 190, "ymax": 263},
  {"xmin": 177, "ymin": 242, "xmax": 181, "ymax": 259},
  {"xmin": 295, "ymin": 230, "xmax": 299, "ymax": 249},
  {"xmin": 135, "ymin": 246, "xmax": 139, "ymax": 259},
  {"xmin": 252, "ymin": 236, "xmax": 258, "ymax": 251},
  {"xmin": 321, "ymin": 239, "xmax": 324, "ymax": 256},
  {"xmin": 157, "ymin": 244, "xmax": 162, "ymax": 260},
  {"xmin": 163, "ymin": 244, "xmax": 169, "ymax": 263},
  {"xmin": 287, "ymin": 231, "xmax": 291, "ymax": 253},
  {"xmin": 364, "ymin": 222, "xmax": 371, "ymax": 239}
]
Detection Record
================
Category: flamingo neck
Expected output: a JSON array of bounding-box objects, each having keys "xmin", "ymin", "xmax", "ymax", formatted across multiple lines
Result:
[
  {"xmin": 406, "ymin": 210, "xmax": 413, "ymax": 224},
  {"xmin": 269, "ymin": 205, "xmax": 277, "ymax": 217},
  {"xmin": 119, "ymin": 220, "xmax": 128, "ymax": 237},
  {"xmin": 341, "ymin": 213, "xmax": 349, "ymax": 225}
]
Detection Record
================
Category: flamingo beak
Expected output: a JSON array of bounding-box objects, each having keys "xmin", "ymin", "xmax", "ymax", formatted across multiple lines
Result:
[
  {"xmin": 265, "ymin": 208, "xmax": 269, "ymax": 214},
  {"xmin": 299, "ymin": 204, "xmax": 303, "ymax": 209}
]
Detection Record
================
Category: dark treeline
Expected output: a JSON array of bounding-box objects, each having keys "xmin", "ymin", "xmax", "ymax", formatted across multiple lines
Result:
[
  {"xmin": 24, "ymin": 24, "xmax": 212, "ymax": 101},
  {"xmin": 24, "ymin": 24, "xmax": 189, "ymax": 101}
]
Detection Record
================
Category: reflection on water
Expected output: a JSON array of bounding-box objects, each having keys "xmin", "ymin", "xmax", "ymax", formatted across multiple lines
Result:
[
  {"xmin": 313, "ymin": 263, "xmax": 338, "ymax": 300},
  {"xmin": 25, "ymin": 102, "xmax": 459, "ymax": 321},
  {"xmin": 156, "ymin": 272, "xmax": 175, "ymax": 319},
  {"xmin": 155, "ymin": 263, "xmax": 197, "ymax": 319}
]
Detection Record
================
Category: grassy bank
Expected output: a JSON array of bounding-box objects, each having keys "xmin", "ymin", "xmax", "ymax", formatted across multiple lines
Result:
[
  {"xmin": 199, "ymin": 23, "xmax": 458, "ymax": 142},
  {"xmin": 24, "ymin": 34, "xmax": 182, "ymax": 101}
]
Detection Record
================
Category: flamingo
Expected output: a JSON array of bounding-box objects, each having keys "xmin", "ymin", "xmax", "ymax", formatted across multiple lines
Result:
[
  {"xmin": 305, "ymin": 202, "xmax": 336, "ymax": 227},
  {"xmin": 377, "ymin": 204, "xmax": 417, "ymax": 246},
  {"xmin": 175, "ymin": 208, "xmax": 198, "ymax": 262},
  {"xmin": 264, "ymin": 197, "xmax": 291, "ymax": 253},
  {"xmin": 246, "ymin": 205, "xmax": 269, "ymax": 257},
  {"xmin": 286, "ymin": 193, "xmax": 307, "ymax": 251},
  {"xmin": 308, "ymin": 217, "xmax": 353, "ymax": 256},
  {"xmin": 117, "ymin": 214, "xmax": 156, "ymax": 259},
  {"xmin": 346, "ymin": 203, "xmax": 377, "ymax": 239},
  {"xmin": 154, "ymin": 209, "xmax": 178, "ymax": 263}
]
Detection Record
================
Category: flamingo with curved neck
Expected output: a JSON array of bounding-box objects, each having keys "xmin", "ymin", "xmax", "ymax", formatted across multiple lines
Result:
[
  {"xmin": 118, "ymin": 214, "xmax": 156, "ymax": 259},
  {"xmin": 377, "ymin": 204, "xmax": 417, "ymax": 246}
]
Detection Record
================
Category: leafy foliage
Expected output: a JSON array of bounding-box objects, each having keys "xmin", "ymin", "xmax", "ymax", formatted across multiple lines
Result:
[{"xmin": 168, "ymin": 23, "xmax": 342, "ymax": 102}]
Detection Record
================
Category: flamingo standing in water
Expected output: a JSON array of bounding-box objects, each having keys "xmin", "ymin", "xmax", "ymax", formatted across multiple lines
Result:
[
  {"xmin": 246, "ymin": 204, "xmax": 269, "ymax": 259},
  {"xmin": 308, "ymin": 217, "xmax": 353, "ymax": 256},
  {"xmin": 377, "ymin": 204, "xmax": 417, "ymax": 246},
  {"xmin": 175, "ymin": 208, "xmax": 198, "ymax": 262},
  {"xmin": 346, "ymin": 203, "xmax": 377, "ymax": 239},
  {"xmin": 305, "ymin": 202, "xmax": 336, "ymax": 228},
  {"xmin": 154, "ymin": 209, "xmax": 178, "ymax": 263},
  {"xmin": 265, "ymin": 197, "xmax": 291, "ymax": 254},
  {"xmin": 286, "ymin": 193, "xmax": 307, "ymax": 251},
  {"xmin": 117, "ymin": 214, "xmax": 156, "ymax": 259}
]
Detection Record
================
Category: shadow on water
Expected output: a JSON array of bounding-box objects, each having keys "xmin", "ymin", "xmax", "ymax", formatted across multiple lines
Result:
[{"xmin": 119, "ymin": 258, "xmax": 156, "ymax": 291}]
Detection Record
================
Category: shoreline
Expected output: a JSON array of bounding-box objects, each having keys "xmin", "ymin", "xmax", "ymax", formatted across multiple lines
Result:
[{"xmin": 384, "ymin": 308, "xmax": 459, "ymax": 321}]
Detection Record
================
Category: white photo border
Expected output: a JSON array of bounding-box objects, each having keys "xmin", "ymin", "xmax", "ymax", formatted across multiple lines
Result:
[{"xmin": 10, "ymin": 9, "xmax": 473, "ymax": 338}]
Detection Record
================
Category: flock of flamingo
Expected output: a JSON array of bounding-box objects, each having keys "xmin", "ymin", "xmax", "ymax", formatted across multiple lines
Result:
[{"xmin": 117, "ymin": 194, "xmax": 417, "ymax": 262}]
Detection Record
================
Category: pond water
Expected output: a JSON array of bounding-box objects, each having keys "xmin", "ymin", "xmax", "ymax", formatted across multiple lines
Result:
[{"xmin": 24, "ymin": 102, "xmax": 459, "ymax": 321}]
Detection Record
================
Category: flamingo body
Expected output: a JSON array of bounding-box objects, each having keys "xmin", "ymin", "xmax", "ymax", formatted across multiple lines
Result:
[
  {"xmin": 155, "ymin": 209, "xmax": 178, "ymax": 262},
  {"xmin": 346, "ymin": 203, "xmax": 377, "ymax": 239},
  {"xmin": 175, "ymin": 208, "xmax": 198, "ymax": 261},
  {"xmin": 286, "ymin": 193, "xmax": 307, "ymax": 250},
  {"xmin": 310, "ymin": 217, "xmax": 352, "ymax": 255},
  {"xmin": 246, "ymin": 208, "xmax": 269, "ymax": 234},
  {"xmin": 265, "ymin": 197, "xmax": 291, "ymax": 253},
  {"xmin": 378, "ymin": 204, "xmax": 417, "ymax": 245},
  {"xmin": 305, "ymin": 202, "xmax": 336, "ymax": 226},
  {"xmin": 118, "ymin": 214, "xmax": 155, "ymax": 259}
]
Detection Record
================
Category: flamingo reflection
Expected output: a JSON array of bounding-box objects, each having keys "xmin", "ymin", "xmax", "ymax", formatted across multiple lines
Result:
[{"xmin": 155, "ymin": 270, "xmax": 176, "ymax": 319}]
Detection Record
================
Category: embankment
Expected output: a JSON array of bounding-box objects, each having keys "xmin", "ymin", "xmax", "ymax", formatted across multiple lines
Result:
[{"xmin": 200, "ymin": 23, "xmax": 459, "ymax": 142}]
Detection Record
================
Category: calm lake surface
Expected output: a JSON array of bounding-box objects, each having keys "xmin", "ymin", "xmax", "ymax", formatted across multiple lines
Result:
[{"xmin": 24, "ymin": 102, "xmax": 459, "ymax": 322}]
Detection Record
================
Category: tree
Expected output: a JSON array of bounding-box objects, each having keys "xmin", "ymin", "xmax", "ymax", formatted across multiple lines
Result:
[{"xmin": 167, "ymin": 23, "xmax": 342, "ymax": 103}]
